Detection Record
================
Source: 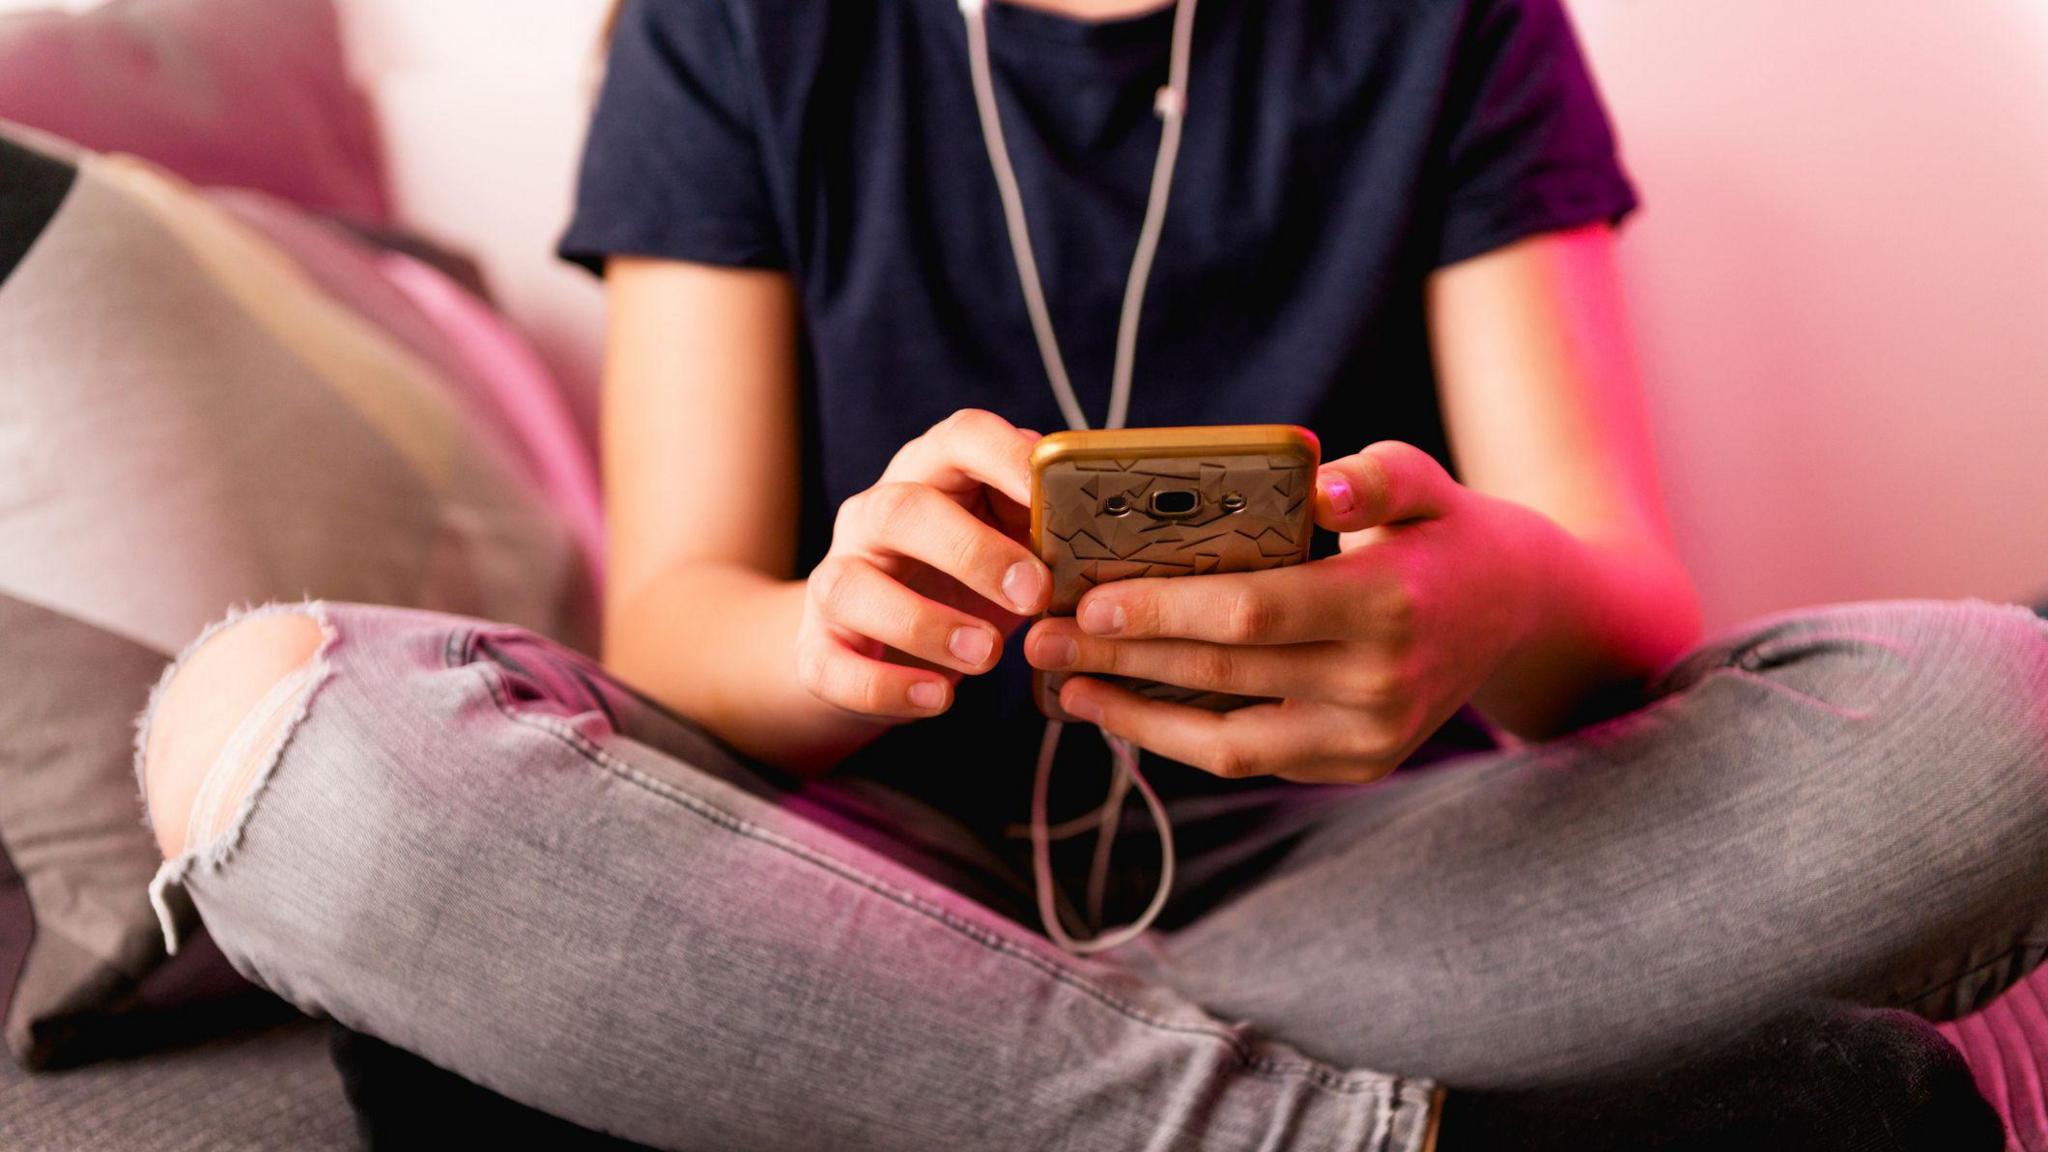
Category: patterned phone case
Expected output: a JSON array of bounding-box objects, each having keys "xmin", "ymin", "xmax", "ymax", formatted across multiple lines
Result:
[{"xmin": 1030, "ymin": 426, "xmax": 1319, "ymax": 721}]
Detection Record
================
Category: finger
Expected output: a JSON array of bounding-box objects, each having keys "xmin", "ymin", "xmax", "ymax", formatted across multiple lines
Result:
[
  {"xmin": 880, "ymin": 408, "xmax": 1041, "ymax": 508},
  {"xmin": 1024, "ymin": 618, "xmax": 1337, "ymax": 699},
  {"xmin": 812, "ymin": 555, "xmax": 1005, "ymax": 675},
  {"xmin": 795, "ymin": 626, "xmax": 954, "ymax": 719},
  {"xmin": 1315, "ymin": 441, "xmax": 1455, "ymax": 533},
  {"xmin": 1058, "ymin": 678, "xmax": 1400, "ymax": 783},
  {"xmin": 1072, "ymin": 562, "xmax": 1346, "ymax": 644},
  {"xmin": 839, "ymin": 482, "xmax": 1051, "ymax": 615}
]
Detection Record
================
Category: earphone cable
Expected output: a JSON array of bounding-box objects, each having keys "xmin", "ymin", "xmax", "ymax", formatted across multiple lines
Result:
[{"xmin": 961, "ymin": 0, "xmax": 1199, "ymax": 954}]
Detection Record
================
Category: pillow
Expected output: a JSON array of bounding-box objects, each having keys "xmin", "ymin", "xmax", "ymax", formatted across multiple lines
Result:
[
  {"xmin": 0, "ymin": 0, "xmax": 388, "ymax": 225},
  {"xmin": 214, "ymin": 190, "xmax": 605, "ymax": 581},
  {"xmin": 0, "ymin": 125, "xmax": 597, "ymax": 1069},
  {"xmin": 1938, "ymin": 961, "xmax": 2048, "ymax": 1149},
  {"xmin": 1931, "ymin": 598, "xmax": 2048, "ymax": 1149}
]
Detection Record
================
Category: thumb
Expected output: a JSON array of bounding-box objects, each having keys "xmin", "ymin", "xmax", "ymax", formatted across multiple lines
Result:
[{"xmin": 1314, "ymin": 441, "xmax": 1455, "ymax": 533}]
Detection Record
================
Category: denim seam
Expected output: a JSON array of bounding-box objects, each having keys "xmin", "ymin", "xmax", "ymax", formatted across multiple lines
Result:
[
  {"xmin": 1647, "ymin": 599, "xmax": 2041, "ymax": 784},
  {"xmin": 1718, "ymin": 666, "xmax": 1876, "ymax": 721},
  {"xmin": 457, "ymin": 644, "xmax": 1392, "ymax": 1100},
  {"xmin": 1649, "ymin": 596, "xmax": 2045, "ymax": 694}
]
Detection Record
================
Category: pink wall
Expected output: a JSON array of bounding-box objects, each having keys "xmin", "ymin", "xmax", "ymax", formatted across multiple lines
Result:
[
  {"xmin": 15, "ymin": 0, "xmax": 2046, "ymax": 627},
  {"xmin": 334, "ymin": 0, "xmax": 612, "ymax": 451},
  {"xmin": 1571, "ymin": 1, "xmax": 2048, "ymax": 627},
  {"xmin": 346, "ymin": 0, "xmax": 2048, "ymax": 628}
]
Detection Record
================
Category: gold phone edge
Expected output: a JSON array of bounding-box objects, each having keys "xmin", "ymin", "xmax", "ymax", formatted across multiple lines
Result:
[{"xmin": 1027, "ymin": 424, "xmax": 1321, "ymax": 721}]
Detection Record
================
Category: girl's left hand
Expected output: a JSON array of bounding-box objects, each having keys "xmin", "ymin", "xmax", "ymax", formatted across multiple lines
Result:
[{"xmin": 1023, "ymin": 440, "xmax": 1544, "ymax": 784}]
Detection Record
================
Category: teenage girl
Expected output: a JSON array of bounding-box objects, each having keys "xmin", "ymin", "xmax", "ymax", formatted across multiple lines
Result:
[{"xmin": 140, "ymin": 0, "xmax": 2046, "ymax": 1147}]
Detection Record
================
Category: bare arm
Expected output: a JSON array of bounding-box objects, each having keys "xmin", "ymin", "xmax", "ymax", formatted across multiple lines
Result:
[
  {"xmin": 1428, "ymin": 222, "xmax": 1703, "ymax": 736},
  {"xmin": 600, "ymin": 257, "xmax": 1052, "ymax": 776},
  {"xmin": 600, "ymin": 257, "xmax": 877, "ymax": 774}
]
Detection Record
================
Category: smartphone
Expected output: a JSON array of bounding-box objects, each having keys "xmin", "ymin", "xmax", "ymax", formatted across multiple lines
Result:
[{"xmin": 1029, "ymin": 424, "xmax": 1321, "ymax": 721}]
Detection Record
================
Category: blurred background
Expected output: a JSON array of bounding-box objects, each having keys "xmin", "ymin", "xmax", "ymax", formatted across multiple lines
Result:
[{"xmin": 8, "ymin": 0, "xmax": 2047, "ymax": 630}]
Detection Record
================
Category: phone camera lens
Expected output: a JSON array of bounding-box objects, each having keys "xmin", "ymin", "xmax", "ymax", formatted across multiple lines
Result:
[
  {"xmin": 1103, "ymin": 495, "xmax": 1131, "ymax": 516},
  {"xmin": 1220, "ymin": 492, "xmax": 1247, "ymax": 513},
  {"xmin": 1150, "ymin": 489, "xmax": 1200, "ymax": 517}
]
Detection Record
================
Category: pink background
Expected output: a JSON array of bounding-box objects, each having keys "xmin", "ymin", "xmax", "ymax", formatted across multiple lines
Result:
[{"xmin": 9, "ymin": 0, "xmax": 2048, "ymax": 630}]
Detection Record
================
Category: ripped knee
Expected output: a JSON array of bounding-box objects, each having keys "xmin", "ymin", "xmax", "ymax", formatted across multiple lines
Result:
[{"xmin": 138, "ymin": 607, "xmax": 329, "ymax": 862}]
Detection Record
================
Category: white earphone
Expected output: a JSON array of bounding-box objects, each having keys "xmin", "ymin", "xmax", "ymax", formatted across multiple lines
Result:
[{"xmin": 958, "ymin": 0, "xmax": 1200, "ymax": 954}]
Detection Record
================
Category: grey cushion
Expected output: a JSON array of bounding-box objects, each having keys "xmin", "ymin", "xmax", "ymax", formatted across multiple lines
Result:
[
  {"xmin": 0, "ymin": 1017, "xmax": 354, "ymax": 1151},
  {"xmin": 0, "ymin": 592, "xmax": 263, "ymax": 1068}
]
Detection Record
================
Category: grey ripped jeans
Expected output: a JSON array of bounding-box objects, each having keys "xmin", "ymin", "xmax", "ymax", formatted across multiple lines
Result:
[{"xmin": 141, "ymin": 599, "xmax": 2048, "ymax": 1152}]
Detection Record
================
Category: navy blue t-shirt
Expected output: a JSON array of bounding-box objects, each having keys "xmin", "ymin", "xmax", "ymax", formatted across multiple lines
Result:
[{"xmin": 559, "ymin": 0, "xmax": 1637, "ymax": 833}]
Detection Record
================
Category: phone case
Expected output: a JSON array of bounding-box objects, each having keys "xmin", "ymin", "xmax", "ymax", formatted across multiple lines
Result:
[{"xmin": 1029, "ymin": 425, "xmax": 1320, "ymax": 721}]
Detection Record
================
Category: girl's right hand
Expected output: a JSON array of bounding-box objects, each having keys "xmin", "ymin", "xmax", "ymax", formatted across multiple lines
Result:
[{"xmin": 796, "ymin": 409, "xmax": 1052, "ymax": 720}]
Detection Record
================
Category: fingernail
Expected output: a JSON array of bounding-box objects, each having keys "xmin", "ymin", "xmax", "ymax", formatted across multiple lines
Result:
[
  {"xmin": 949, "ymin": 627, "xmax": 994, "ymax": 666},
  {"xmin": 1079, "ymin": 599, "xmax": 1124, "ymax": 635},
  {"xmin": 1003, "ymin": 562, "xmax": 1044, "ymax": 613},
  {"xmin": 908, "ymin": 681, "xmax": 946, "ymax": 711},
  {"xmin": 1034, "ymin": 633, "xmax": 1077, "ymax": 669},
  {"xmin": 1065, "ymin": 690, "xmax": 1103, "ymax": 724},
  {"xmin": 1323, "ymin": 472, "xmax": 1355, "ymax": 516}
]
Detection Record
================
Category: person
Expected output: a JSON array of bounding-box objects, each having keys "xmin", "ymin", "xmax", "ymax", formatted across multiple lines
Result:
[{"xmin": 136, "ymin": 0, "xmax": 2046, "ymax": 1147}]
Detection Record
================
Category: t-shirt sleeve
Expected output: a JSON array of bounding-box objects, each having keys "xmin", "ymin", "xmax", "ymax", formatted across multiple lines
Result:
[
  {"xmin": 1432, "ymin": 0, "xmax": 1638, "ymax": 268},
  {"xmin": 556, "ymin": 0, "xmax": 785, "ymax": 275}
]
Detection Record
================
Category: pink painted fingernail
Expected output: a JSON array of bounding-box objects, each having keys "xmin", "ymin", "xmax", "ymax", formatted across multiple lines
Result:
[
  {"xmin": 1065, "ymin": 690, "xmax": 1103, "ymax": 724},
  {"xmin": 1003, "ymin": 562, "xmax": 1044, "ymax": 613},
  {"xmin": 1323, "ymin": 472, "xmax": 1355, "ymax": 516},
  {"xmin": 908, "ymin": 681, "xmax": 946, "ymax": 710},
  {"xmin": 1079, "ymin": 599, "xmax": 1124, "ymax": 635},
  {"xmin": 949, "ymin": 627, "xmax": 994, "ymax": 666}
]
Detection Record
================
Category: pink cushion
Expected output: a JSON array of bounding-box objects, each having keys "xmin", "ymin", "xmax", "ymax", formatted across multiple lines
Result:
[
  {"xmin": 213, "ymin": 189, "xmax": 605, "ymax": 596},
  {"xmin": 1941, "ymin": 967, "xmax": 2048, "ymax": 1151},
  {"xmin": 0, "ymin": 0, "xmax": 387, "ymax": 224},
  {"xmin": 372, "ymin": 252, "xmax": 607, "ymax": 591}
]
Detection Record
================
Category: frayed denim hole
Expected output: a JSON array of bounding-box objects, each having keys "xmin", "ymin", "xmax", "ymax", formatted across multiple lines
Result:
[{"xmin": 143, "ymin": 601, "xmax": 339, "ymax": 956}]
